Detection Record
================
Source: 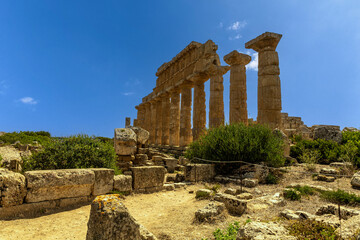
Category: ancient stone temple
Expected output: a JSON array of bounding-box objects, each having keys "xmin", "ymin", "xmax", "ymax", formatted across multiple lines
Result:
[{"xmin": 134, "ymin": 32, "xmax": 285, "ymax": 147}]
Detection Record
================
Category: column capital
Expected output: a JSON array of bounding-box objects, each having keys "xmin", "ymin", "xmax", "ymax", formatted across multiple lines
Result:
[
  {"xmin": 224, "ymin": 50, "xmax": 251, "ymax": 66},
  {"xmin": 245, "ymin": 32, "xmax": 282, "ymax": 52},
  {"xmin": 207, "ymin": 65, "xmax": 230, "ymax": 77}
]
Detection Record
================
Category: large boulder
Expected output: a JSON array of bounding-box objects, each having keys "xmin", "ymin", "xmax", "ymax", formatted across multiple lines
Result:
[
  {"xmin": 24, "ymin": 169, "xmax": 95, "ymax": 203},
  {"xmin": 90, "ymin": 168, "xmax": 114, "ymax": 196},
  {"xmin": 86, "ymin": 195, "xmax": 157, "ymax": 240},
  {"xmin": 113, "ymin": 175, "xmax": 132, "ymax": 192},
  {"xmin": 237, "ymin": 221, "xmax": 296, "ymax": 240},
  {"xmin": 127, "ymin": 126, "xmax": 149, "ymax": 145},
  {"xmin": 195, "ymin": 202, "xmax": 225, "ymax": 222},
  {"xmin": 131, "ymin": 166, "xmax": 165, "ymax": 193},
  {"xmin": 351, "ymin": 171, "xmax": 360, "ymax": 188},
  {"xmin": 313, "ymin": 125, "xmax": 342, "ymax": 143},
  {"xmin": 0, "ymin": 168, "xmax": 27, "ymax": 207},
  {"xmin": 184, "ymin": 164, "xmax": 215, "ymax": 182},
  {"xmin": 114, "ymin": 128, "xmax": 137, "ymax": 155}
]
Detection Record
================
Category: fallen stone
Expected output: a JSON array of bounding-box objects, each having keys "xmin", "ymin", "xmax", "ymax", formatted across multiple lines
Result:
[
  {"xmin": 351, "ymin": 171, "xmax": 360, "ymax": 188},
  {"xmin": 222, "ymin": 195, "xmax": 247, "ymax": 215},
  {"xmin": 90, "ymin": 168, "xmax": 114, "ymax": 196},
  {"xmin": 131, "ymin": 166, "xmax": 165, "ymax": 193},
  {"xmin": 163, "ymin": 183, "xmax": 175, "ymax": 191},
  {"xmin": 224, "ymin": 188, "xmax": 237, "ymax": 195},
  {"xmin": 25, "ymin": 169, "xmax": 95, "ymax": 203},
  {"xmin": 127, "ymin": 126, "xmax": 149, "ymax": 145},
  {"xmin": 0, "ymin": 168, "xmax": 27, "ymax": 207},
  {"xmin": 86, "ymin": 195, "xmax": 157, "ymax": 240},
  {"xmin": 164, "ymin": 158, "xmax": 177, "ymax": 173},
  {"xmin": 330, "ymin": 162, "xmax": 353, "ymax": 168},
  {"xmin": 184, "ymin": 164, "xmax": 215, "ymax": 182},
  {"xmin": 195, "ymin": 202, "xmax": 225, "ymax": 222},
  {"xmin": 174, "ymin": 183, "xmax": 186, "ymax": 188},
  {"xmin": 316, "ymin": 204, "xmax": 360, "ymax": 220},
  {"xmin": 243, "ymin": 178, "xmax": 258, "ymax": 188},
  {"xmin": 113, "ymin": 175, "xmax": 132, "ymax": 193},
  {"xmin": 280, "ymin": 209, "xmax": 300, "ymax": 220},
  {"xmin": 166, "ymin": 174, "xmax": 176, "ymax": 182},
  {"xmin": 320, "ymin": 168, "xmax": 338, "ymax": 175},
  {"xmin": 237, "ymin": 221, "xmax": 296, "ymax": 240},
  {"xmin": 313, "ymin": 125, "xmax": 342, "ymax": 144},
  {"xmin": 237, "ymin": 193, "xmax": 253, "ymax": 200},
  {"xmin": 114, "ymin": 128, "xmax": 137, "ymax": 155},
  {"xmin": 335, "ymin": 215, "xmax": 360, "ymax": 239},
  {"xmin": 316, "ymin": 174, "xmax": 336, "ymax": 182},
  {"xmin": 175, "ymin": 173, "xmax": 185, "ymax": 183}
]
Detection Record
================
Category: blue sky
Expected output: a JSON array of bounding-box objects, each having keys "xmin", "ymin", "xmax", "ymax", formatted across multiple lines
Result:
[{"xmin": 0, "ymin": 0, "xmax": 359, "ymax": 137}]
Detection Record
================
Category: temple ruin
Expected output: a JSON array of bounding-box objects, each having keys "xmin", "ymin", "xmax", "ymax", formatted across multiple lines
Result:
[{"xmin": 134, "ymin": 32, "xmax": 300, "ymax": 147}]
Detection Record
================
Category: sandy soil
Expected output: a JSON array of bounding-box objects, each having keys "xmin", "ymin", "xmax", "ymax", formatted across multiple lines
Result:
[{"xmin": 1, "ymin": 164, "xmax": 360, "ymax": 240}]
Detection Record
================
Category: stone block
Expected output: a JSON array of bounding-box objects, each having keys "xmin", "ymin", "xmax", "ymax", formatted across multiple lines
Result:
[
  {"xmin": 89, "ymin": 168, "xmax": 114, "ymax": 196},
  {"xmin": 0, "ymin": 168, "xmax": 27, "ymax": 207},
  {"xmin": 224, "ymin": 188, "xmax": 237, "ymax": 196},
  {"xmin": 163, "ymin": 183, "xmax": 175, "ymax": 191},
  {"xmin": 317, "ymin": 174, "xmax": 335, "ymax": 182},
  {"xmin": 131, "ymin": 166, "xmax": 165, "ymax": 192},
  {"xmin": 86, "ymin": 195, "xmax": 157, "ymax": 240},
  {"xmin": 184, "ymin": 164, "xmax": 215, "ymax": 182},
  {"xmin": 114, "ymin": 128, "xmax": 137, "ymax": 155},
  {"xmin": 113, "ymin": 175, "xmax": 132, "ymax": 192},
  {"xmin": 222, "ymin": 195, "xmax": 247, "ymax": 215},
  {"xmin": 164, "ymin": 158, "xmax": 177, "ymax": 173},
  {"xmin": 243, "ymin": 178, "xmax": 259, "ymax": 188},
  {"xmin": 351, "ymin": 171, "xmax": 360, "ymax": 188},
  {"xmin": 24, "ymin": 169, "xmax": 95, "ymax": 203},
  {"xmin": 195, "ymin": 202, "xmax": 225, "ymax": 222},
  {"xmin": 313, "ymin": 125, "xmax": 342, "ymax": 144},
  {"xmin": 237, "ymin": 193, "xmax": 253, "ymax": 200}
]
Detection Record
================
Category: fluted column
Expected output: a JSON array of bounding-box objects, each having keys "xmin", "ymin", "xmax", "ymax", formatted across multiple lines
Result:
[
  {"xmin": 169, "ymin": 88, "xmax": 180, "ymax": 146},
  {"xmin": 209, "ymin": 66, "xmax": 230, "ymax": 128},
  {"xmin": 180, "ymin": 84, "xmax": 193, "ymax": 146},
  {"xmin": 155, "ymin": 98, "xmax": 162, "ymax": 145},
  {"xmin": 144, "ymin": 102, "xmax": 151, "ymax": 132},
  {"xmin": 224, "ymin": 50, "xmax": 251, "ymax": 125},
  {"xmin": 161, "ymin": 93, "xmax": 170, "ymax": 145},
  {"xmin": 149, "ymin": 100, "xmax": 157, "ymax": 144},
  {"xmin": 135, "ymin": 105, "xmax": 146, "ymax": 128},
  {"xmin": 193, "ymin": 80, "xmax": 206, "ymax": 141},
  {"xmin": 246, "ymin": 32, "xmax": 282, "ymax": 129}
]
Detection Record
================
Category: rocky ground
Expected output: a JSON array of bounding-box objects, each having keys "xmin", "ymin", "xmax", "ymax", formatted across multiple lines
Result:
[{"xmin": 1, "ymin": 164, "xmax": 360, "ymax": 240}]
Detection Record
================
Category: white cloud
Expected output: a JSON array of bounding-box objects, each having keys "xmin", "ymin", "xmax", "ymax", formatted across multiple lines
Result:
[
  {"xmin": 122, "ymin": 92, "xmax": 134, "ymax": 96},
  {"xmin": 229, "ymin": 34, "xmax": 242, "ymax": 40},
  {"xmin": 228, "ymin": 21, "xmax": 247, "ymax": 31},
  {"xmin": 246, "ymin": 52, "xmax": 258, "ymax": 71},
  {"xmin": 19, "ymin": 97, "xmax": 38, "ymax": 105}
]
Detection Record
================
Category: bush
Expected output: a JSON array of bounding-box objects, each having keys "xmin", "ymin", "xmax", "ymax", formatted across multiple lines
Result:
[
  {"xmin": 320, "ymin": 189, "xmax": 360, "ymax": 206},
  {"xmin": 0, "ymin": 131, "xmax": 52, "ymax": 145},
  {"xmin": 291, "ymin": 185, "xmax": 316, "ymax": 196},
  {"xmin": 23, "ymin": 135, "xmax": 117, "ymax": 171},
  {"xmin": 185, "ymin": 123, "xmax": 285, "ymax": 174},
  {"xmin": 287, "ymin": 219, "xmax": 340, "ymax": 240},
  {"xmin": 283, "ymin": 189, "xmax": 302, "ymax": 201},
  {"xmin": 202, "ymin": 221, "xmax": 240, "ymax": 240},
  {"xmin": 265, "ymin": 172, "xmax": 279, "ymax": 184}
]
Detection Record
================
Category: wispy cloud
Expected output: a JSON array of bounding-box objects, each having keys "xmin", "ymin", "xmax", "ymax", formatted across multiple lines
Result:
[
  {"xmin": 125, "ymin": 78, "xmax": 141, "ymax": 87},
  {"xmin": 0, "ymin": 80, "xmax": 9, "ymax": 95},
  {"xmin": 19, "ymin": 97, "xmax": 38, "ymax": 105},
  {"xmin": 246, "ymin": 52, "xmax": 258, "ymax": 71},
  {"xmin": 122, "ymin": 92, "xmax": 134, "ymax": 96},
  {"xmin": 229, "ymin": 34, "xmax": 242, "ymax": 41},
  {"xmin": 228, "ymin": 20, "xmax": 247, "ymax": 31}
]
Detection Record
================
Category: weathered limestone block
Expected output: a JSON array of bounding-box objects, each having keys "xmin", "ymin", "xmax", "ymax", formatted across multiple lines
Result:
[
  {"xmin": 313, "ymin": 125, "xmax": 342, "ymax": 144},
  {"xmin": 316, "ymin": 174, "xmax": 336, "ymax": 182},
  {"xmin": 184, "ymin": 164, "xmax": 215, "ymax": 182},
  {"xmin": 127, "ymin": 126, "xmax": 150, "ymax": 145},
  {"xmin": 222, "ymin": 194, "xmax": 247, "ymax": 215},
  {"xmin": 114, "ymin": 128, "xmax": 137, "ymax": 155},
  {"xmin": 163, "ymin": 183, "xmax": 175, "ymax": 191},
  {"xmin": 224, "ymin": 50, "xmax": 251, "ymax": 125},
  {"xmin": 243, "ymin": 178, "xmax": 259, "ymax": 188},
  {"xmin": 238, "ymin": 221, "xmax": 296, "ymax": 240},
  {"xmin": 134, "ymin": 154, "xmax": 148, "ymax": 165},
  {"xmin": 195, "ymin": 202, "xmax": 225, "ymax": 222},
  {"xmin": 113, "ymin": 175, "xmax": 132, "ymax": 192},
  {"xmin": 90, "ymin": 168, "xmax": 114, "ymax": 196},
  {"xmin": 131, "ymin": 166, "xmax": 165, "ymax": 192},
  {"xmin": 86, "ymin": 195, "xmax": 157, "ymax": 240},
  {"xmin": 351, "ymin": 171, "xmax": 360, "ymax": 188},
  {"xmin": 164, "ymin": 158, "xmax": 177, "ymax": 173},
  {"xmin": 0, "ymin": 168, "xmax": 27, "ymax": 207},
  {"xmin": 24, "ymin": 169, "xmax": 95, "ymax": 203}
]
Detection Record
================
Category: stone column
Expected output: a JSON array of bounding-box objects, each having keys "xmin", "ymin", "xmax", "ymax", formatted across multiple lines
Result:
[
  {"xmin": 180, "ymin": 83, "xmax": 193, "ymax": 146},
  {"xmin": 209, "ymin": 66, "xmax": 230, "ymax": 128},
  {"xmin": 135, "ymin": 105, "xmax": 145, "ymax": 128},
  {"xmin": 169, "ymin": 88, "xmax": 180, "ymax": 146},
  {"xmin": 193, "ymin": 80, "xmax": 206, "ymax": 141},
  {"xmin": 149, "ymin": 100, "xmax": 157, "ymax": 144},
  {"xmin": 125, "ymin": 117, "xmax": 131, "ymax": 127},
  {"xmin": 155, "ymin": 98, "xmax": 162, "ymax": 145},
  {"xmin": 245, "ymin": 32, "xmax": 282, "ymax": 129},
  {"xmin": 144, "ymin": 102, "xmax": 151, "ymax": 132},
  {"xmin": 224, "ymin": 50, "xmax": 251, "ymax": 125},
  {"xmin": 161, "ymin": 93, "xmax": 170, "ymax": 145}
]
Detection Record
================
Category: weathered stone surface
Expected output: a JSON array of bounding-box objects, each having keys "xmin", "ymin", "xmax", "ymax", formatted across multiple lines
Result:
[
  {"xmin": 113, "ymin": 175, "xmax": 132, "ymax": 193},
  {"xmin": 0, "ymin": 168, "xmax": 26, "ymax": 207},
  {"xmin": 193, "ymin": 81, "xmax": 206, "ymax": 141},
  {"xmin": 127, "ymin": 126, "xmax": 150, "ymax": 145},
  {"xmin": 25, "ymin": 169, "xmax": 95, "ymax": 203},
  {"xmin": 237, "ymin": 193, "xmax": 253, "ymax": 200},
  {"xmin": 131, "ymin": 166, "xmax": 165, "ymax": 192},
  {"xmin": 114, "ymin": 128, "xmax": 137, "ymax": 155},
  {"xmin": 335, "ymin": 215, "xmax": 360, "ymax": 239},
  {"xmin": 320, "ymin": 168, "xmax": 338, "ymax": 175},
  {"xmin": 280, "ymin": 209, "xmax": 315, "ymax": 220},
  {"xmin": 316, "ymin": 174, "xmax": 336, "ymax": 182},
  {"xmin": 184, "ymin": 164, "xmax": 215, "ymax": 182},
  {"xmin": 90, "ymin": 168, "xmax": 114, "ymax": 196},
  {"xmin": 169, "ymin": 88, "xmax": 181, "ymax": 146},
  {"xmin": 180, "ymin": 85, "xmax": 193, "ymax": 146},
  {"xmin": 330, "ymin": 162, "xmax": 353, "ymax": 168},
  {"xmin": 164, "ymin": 158, "xmax": 177, "ymax": 173},
  {"xmin": 86, "ymin": 195, "xmax": 157, "ymax": 240},
  {"xmin": 134, "ymin": 154, "xmax": 148, "ymax": 165},
  {"xmin": 243, "ymin": 178, "xmax": 258, "ymax": 188},
  {"xmin": 224, "ymin": 188, "xmax": 237, "ymax": 196},
  {"xmin": 343, "ymin": 127, "xmax": 359, "ymax": 132},
  {"xmin": 221, "ymin": 194, "xmax": 247, "ymax": 215},
  {"xmin": 313, "ymin": 125, "xmax": 342, "ymax": 144},
  {"xmin": 316, "ymin": 204, "xmax": 360, "ymax": 220},
  {"xmin": 351, "ymin": 171, "xmax": 360, "ymax": 188},
  {"xmin": 163, "ymin": 183, "xmax": 175, "ymax": 191},
  {"xmin": 237, "ymin": 221, "xmax": 296, "ymax": 240},
  {"xmin": 195, "ymin": 202, "xmax": 225, "ymax": 222}
]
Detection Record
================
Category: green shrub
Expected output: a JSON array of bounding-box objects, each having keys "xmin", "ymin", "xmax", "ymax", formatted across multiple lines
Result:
[
  {"xmin": 320, "ymin": 189, "xmax": 360, "ymax": 205},
  {"xmin": 0, "ymin": 131, "xmax": 52, "ymax": 145},
  {"xmin": 287, "ymin": 219, "xmax": 340, "ymax": 240},
  {"xmin": 283, "ymin": 189, "xmax": 302, "ymax": 201},
  {"xmin": 185, "ymin": 123, "xmax": 285, "ymax": 174},
  {"xmin": 291, "ymin": 185, "xmax": 316, "ymax": 196},
  {"xmin": 23, "ymin": 135, "xmax": 117, "ymax": 171},
  {"xmin": 207, "ymin": 221, "xmax": 240, "ymax": 240},
  {"xmin": 265, "ymin": 172, "xmax": 279, "ymax": 184}
]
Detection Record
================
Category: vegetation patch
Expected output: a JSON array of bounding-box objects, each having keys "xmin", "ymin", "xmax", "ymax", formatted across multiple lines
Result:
[
  {"xmin": 202, "ymin": 221, "xmax": 240, "ymax": 240},
  {"xmin": 287, "ymin": 219, "xmax": 340, "ymax": 240},
  {"xmin": 0, "ymin": 131, "xmax": 52, "ymax": 145},
  {"xmin": 319, "ymin": 189, "xmax": 360, "ymax": 206},
  {"xmin": 283, "ymin": 189, "xmax": 302, "ymax": 201},
  {"xmin": 186, "ymin": 123, "xmax": 285, "ymax": 174}
]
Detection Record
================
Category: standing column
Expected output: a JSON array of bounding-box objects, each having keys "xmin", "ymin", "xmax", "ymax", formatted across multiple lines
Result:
[
  {"xmin": 155, "ymin": 98, "xmax": 162, "ymax": 145},
  {"xmin": 180, "ymin": 84, "xmax": 193, "ymax": 146},
  {"xmin": 169, "ymin": 88, "xmax": 180, "ymax": 146},
  {"xmin": 193, "ymin": 80, "xmax": 206, "ymax": 141},
  {"xmin": 245, "ymin": 32, "xmax": 282, "ymax": 129},
  {"xmin": 144, "ymin": 102, "xmax": 151, "ymax": 132},
  {"xmin": 135, "ymin": 105, "xmax": 145, "ymax": 128},
  {"xmin": 161, "ymin": 93, "xmax": 170, "ymax": 145},
  {"xmin": 149, "ymin": 100, "xmax": 157, "ymax": 144},
  {"xmin": 209, "ymin": 66, "xmax": 230, "ymax": 128},
  {"xmin": 224, "ymin": 50, "xmax": 251, "ymax": 125}
]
